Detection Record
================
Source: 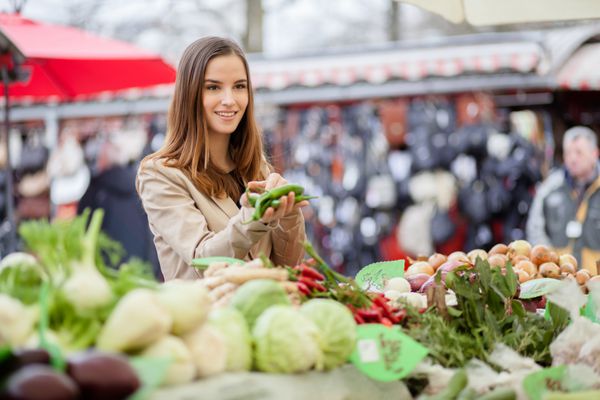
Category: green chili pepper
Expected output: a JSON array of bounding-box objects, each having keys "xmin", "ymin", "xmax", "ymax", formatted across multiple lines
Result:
[
  {"xmin": 246, "ymin": 188, "xmax": 260, "ymax": 207},
  {"xmin": 270, "ymin": 195, "xmax": 318, "ymax": 208},
  {"xmin": 242, "ymin": 183, "xmax": 314, "ymax": 224},
  {"xmin": 264, "ymin": 183, "xmax": 304, "ymax": 199}
]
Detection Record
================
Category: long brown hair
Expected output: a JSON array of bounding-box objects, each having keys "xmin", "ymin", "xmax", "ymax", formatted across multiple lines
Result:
[{"xmin": 144, "ymin": 36, "xmax": 266, "ymax": 199}]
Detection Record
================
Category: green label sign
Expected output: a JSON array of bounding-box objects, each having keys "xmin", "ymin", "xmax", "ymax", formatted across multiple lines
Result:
[
  {"xmin": 523, "ymin": 365, "xmax": 566, "ymax": 400},
  {"xmin": 583, "ymin": 293, "xmax": 599, "ymax": 323},
  {"xmin": 519, "ymin": 278, "xmax": 561, "ymax": 299},
  {"xmin": 355, "ymin": 260, "xmax": 405, "ymax": 292},
  {"xmin": 191, "ymin": 257, "xmax": 244, "ymax": 270},
  {"xmin": 349, "ymin": 324, "xmax": 428, "ymax": 382}
]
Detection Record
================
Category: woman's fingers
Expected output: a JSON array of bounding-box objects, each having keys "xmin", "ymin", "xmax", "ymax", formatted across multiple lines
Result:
[
  {"xmin": 247, "ymin": 180, "xmax": 266, "ymax": 192},
  {"xmin": 240, "ymin": 192, "xmax": 251, "ymax": 207},
  {"xmin": 265, "ymin": 173, "xmax": 288, "ymax": 191},
  {"xmin": 293, "ymin": 200, "xmax": 310, "ymax": 210}
]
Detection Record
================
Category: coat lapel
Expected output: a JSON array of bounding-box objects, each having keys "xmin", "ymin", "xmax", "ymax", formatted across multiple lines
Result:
[{"xmin": 211, "ymin": 195, "xmax": 239, "ymax": 219}]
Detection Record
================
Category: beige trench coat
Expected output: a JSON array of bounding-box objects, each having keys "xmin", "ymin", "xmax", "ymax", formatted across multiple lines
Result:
[{"xmin": 136, "ymin": 158, "xmax": 306, "ymax": 280}]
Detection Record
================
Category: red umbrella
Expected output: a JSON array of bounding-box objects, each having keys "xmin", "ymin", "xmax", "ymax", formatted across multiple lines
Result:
[
  {"xmin": 0, "ymin": 13, "xmax": 176, "ymax": 253},
  {"xmin": 0, "ymin": 12, "xmax": 176, "ymax": 103}
]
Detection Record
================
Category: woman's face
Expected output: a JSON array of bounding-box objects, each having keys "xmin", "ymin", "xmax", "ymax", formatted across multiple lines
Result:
[{"xmin": 202, "ymin": 54, "xmax": 249, "ymax": 138}]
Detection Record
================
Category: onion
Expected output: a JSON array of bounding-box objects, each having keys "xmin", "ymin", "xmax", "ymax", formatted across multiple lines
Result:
[
  {"xmin": 383, "ymin": 277, "xmax": 411, "ymax": 293},
  {"xmin": 530, "ymin": 245, "xmax": 558, "ymax": 266},
  {"xmin": 515, "ymin": 260, "xmax": 537, "ymax": 277},
  {"xmin": 539, "ymin": 262, "xmax": 560, "ymax": 279},
  {"xmin": 514, "ymin": 269, "xmax": 531, "ymax": 283},
  {"xmin": 488, "ymin": 243, "xmax": 508, "ymax": 255},
  {"xmin": 406, "ymin": 273, "xmax": 431, "ymax": 292},
  {"xmin": 448, "ymin": 251, "xmax": 470, "ymax": 265},
  {"xmin": 559, "ymin": 254, "xmax": 578, "ymax": 269},
  {"xmin": 467, "ymin": 249, "xmax": 487, "ymax": 264},
  {"xmin": 418, "ymin": 275, "xmax": 446, "ymax": 293},
  {"xmin": 487, "ymin": 254, "xmax": 508, "ymax": 269},
  {"xmin": 559, "ymin": 263, "xmax": 576, "ymax": 275},
  {"xmin": 576, "ymin": 269, "xmax": 591, "ymax": 285},
  {"xmin": 508, "ymin": 240, "xmax": 532, "ymax": 258},
  {"xmin": 428, "ymin": 253, "xmax": 447, "ymax": 271},
  {"xmin": 438, "ymin": 260, "xmax": 463, "ymax": 273},
  {"xmin": 405, "ymin": 261, "xmax": 434, "ymax": 277}
]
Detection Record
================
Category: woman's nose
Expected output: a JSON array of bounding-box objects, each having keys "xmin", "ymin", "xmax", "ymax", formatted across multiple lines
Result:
[{"xmin": 221, "ymin": 89, "xmax": 235, "ymax": 106}]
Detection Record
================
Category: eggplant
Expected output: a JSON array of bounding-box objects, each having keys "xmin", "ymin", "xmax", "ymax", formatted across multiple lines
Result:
[
  {"xmin": 1, "ymin": 349, "xmax": 50, "ymax": 380},
  {"xmin": 66, "ymin": 351, "xmax": 140, "ymax": 400},
  {"xmin": 2, "ymin": 365, "xmax": 79, "ymax": 400}
]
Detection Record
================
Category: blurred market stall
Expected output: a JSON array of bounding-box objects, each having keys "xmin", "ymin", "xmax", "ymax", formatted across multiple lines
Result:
[
  {"xmin": 400, "ymin": 0, "xmax": 600, "ymax": 26},
  {"xmin": 0, "ymin": 12, "xmax": 175, "ymax": 257},
  {"xmin": 248, "ymin": 23, "xmax": 600, "ymax": 274}
]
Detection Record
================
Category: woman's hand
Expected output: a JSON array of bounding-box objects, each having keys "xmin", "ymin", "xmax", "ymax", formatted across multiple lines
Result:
[{"xmin": 245, "ymin": 173, "xmax": 309, "ymax": 224}]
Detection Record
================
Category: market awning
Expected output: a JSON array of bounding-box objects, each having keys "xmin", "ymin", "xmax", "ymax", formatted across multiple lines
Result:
[
  {"xmin": 400, "ymin": 0, "xmax": 600, "ymax": 26},
  {"xmin": 250, "ymin": 41, "xmax": 542, "ymax": 91},
  {"xmin": 556, "ymin": 42, "xmax": 600, "ymax": 90}
]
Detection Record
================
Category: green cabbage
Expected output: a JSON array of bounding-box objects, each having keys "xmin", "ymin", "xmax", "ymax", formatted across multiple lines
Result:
[
  {"xmin": 207, "ymin": 308, "xmax": 252, "ymax": 371},
  {"xmin": 300, "ymin": 299, "xmax": 357, "ymax": 370},
  {"xmin": 230, "ymin": 279, "xmax": 290, "ymax": 328},
  {"xmin": 252, "ymin": 305, "xmax": 323, "ymax": 373}
]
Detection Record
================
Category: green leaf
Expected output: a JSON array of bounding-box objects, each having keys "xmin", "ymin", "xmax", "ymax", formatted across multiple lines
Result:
[
  {"xmin": 447, "ymin": 306, "xmax": 463, "ymax": 317},
  {"xmin": 548, "ymin": 302, "xmax": 570, "ymax": 331},
  {"xmin": 0, "ymin": 346, "xmax": 12, "ymax": 363},
  {"xmin": 191, "ymin": 256, "xmax": 244, "ymax": 270},
  {"xmin": 38, "ymin": 283, "xmax": 66, "ymax": 372},
  {"xmin": 511, "ymin": 299, "xmax": 526, "ymax": 318},
  {"xmin": 128, "ymin": 356, "xmax": 172, "ymax": 400},
  {"xmin": 504, "ymin": 262, "xmax": 518, "ymax": 297}
]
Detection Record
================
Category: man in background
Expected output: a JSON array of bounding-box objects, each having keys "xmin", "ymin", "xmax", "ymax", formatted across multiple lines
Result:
[
  {"xmin": 78, "ymin": 129, "xmax": 161, "ymax": 280},
  {"xmin": 527, "ymin": 126, "xmax": 600, "ymax": 274}
]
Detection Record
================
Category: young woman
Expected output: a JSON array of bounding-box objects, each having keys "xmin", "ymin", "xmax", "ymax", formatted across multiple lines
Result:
[{"xmin": 137, "ymin": 37, "xmax": 308, "ymax": 280}]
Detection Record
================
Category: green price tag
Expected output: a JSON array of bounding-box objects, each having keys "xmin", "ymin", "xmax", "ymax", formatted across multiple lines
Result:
[
  {"xmin": 191, "ymin": 257, "xmax": 244, "ymax": 270},
  {"xmin": 349, "ymin": 324, "xmax": 428, "ymax": 382},
  {"xmin": 519, "ymin": 278, "xmax": 561, "ymax": 299},
  {"xmin": 522, "ymin": 365, "xmax": 566, "ymax": 400},
  {"xmin": 128, "ymin": 356, "xmax": 172, "ymax": 400},
  {"xmin": 355, "ymin": 260, "xmax": 405, "ymax": 292},
  {"xmin": 583, "ymin": 293, "xmax": 599, "ymax": 323}
]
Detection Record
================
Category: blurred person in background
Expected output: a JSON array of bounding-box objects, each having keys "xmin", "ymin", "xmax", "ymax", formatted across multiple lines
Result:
[
  {"xmin": 137, "ymin": 36, "xmax": 308, "ymax": 281},
  {"xmin": 79, "ymin": 129, "xmax": 161, "ymax": 279},
  {"xmin": 526, "ymin": 126, "xmax": 600, "ymax": 273}
]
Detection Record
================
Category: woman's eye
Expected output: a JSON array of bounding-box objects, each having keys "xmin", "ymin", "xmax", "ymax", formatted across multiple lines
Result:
[
  {"xmin": 235, "ymin": 84, "xmax": 247, "ymax": 90},
  {"xmin": 206, "ymin": 85, "xmax": 219, "ymax": 91}
]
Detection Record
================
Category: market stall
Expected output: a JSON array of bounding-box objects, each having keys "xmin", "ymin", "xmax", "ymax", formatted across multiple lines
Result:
[
  {"xmin": 249, "ymin": 23, "xmax": 600, "ymax": 275},
  {"xmin": 1, "ymin": 209, "xmax": 600, "ymax": 399}
]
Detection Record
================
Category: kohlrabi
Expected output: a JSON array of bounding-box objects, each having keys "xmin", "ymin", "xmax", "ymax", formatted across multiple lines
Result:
[
  {"xmin": 96, "ymin": 288, "xmax": 172, "ymax": 353},
  {"xmin": 61, "ymin": 210, "xmax": 113, "ymax": 314}
]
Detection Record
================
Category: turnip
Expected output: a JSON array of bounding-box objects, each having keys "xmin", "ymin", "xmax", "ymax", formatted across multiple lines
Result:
[
  {"xmin": 0, "ymin": 294, "xmax": 38, "ymax": 347},
  {"xmin": 393, "ymin": 292, "xmax": 427, "ymax": 309},
  {"xmin": 182, "ymin": 324, "xmax": 227, "ymax": 377},
  {"xmin": 61, "ymin": 210, "xmax": 112, "ymax": 313},
  {"xmin": 156, "ymin": 279, "xmax": 211, "ymax": 335},
  {"xmin": 140, "ymin": 335, "xmax": 196, "ymax": 386},
  {"xmin": 96, "ymin": 289, "xmax": 172, "ymax": 353}
]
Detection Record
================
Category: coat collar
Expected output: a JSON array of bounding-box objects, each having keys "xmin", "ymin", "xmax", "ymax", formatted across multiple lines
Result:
[{"xmin": 211, "ymin": 195, "xmax": 240, "ymax": 219}]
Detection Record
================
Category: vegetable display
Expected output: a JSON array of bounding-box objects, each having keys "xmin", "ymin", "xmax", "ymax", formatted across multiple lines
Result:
[{"xmin": 2, "ymin": 210, "xmax": 599, "ymax": 399}]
